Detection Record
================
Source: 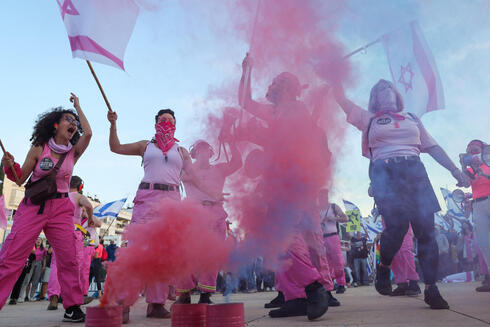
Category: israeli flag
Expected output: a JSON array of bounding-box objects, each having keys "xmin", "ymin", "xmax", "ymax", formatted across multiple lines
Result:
[{"xmin": 93, "ymin": 198, "xmax": 127, "ymax": 220}]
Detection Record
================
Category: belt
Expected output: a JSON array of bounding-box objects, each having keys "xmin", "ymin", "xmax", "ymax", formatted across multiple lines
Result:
[
  {"xmin": 323, "ymin": 232, "xmax": 338, "ymax": 238},
  {"xmin": 473, "ymin": 195, "xmax": 490, "ymax": 203},
  {"xmin": 35, "ymin": 193, "xmax": 69, "ymax": 215},
  {"xmin": 202, "ymin": 200, "xmax": 218, "ymax": 206},
  {"xmin": 52, "ymin": 192, "xmax": 69, "ymax": 199},
  {"xmin": 139, "ymin": 182, "xmax": 178, "ymax": 192},
  {"xmin": 378, "ymin": 155, "xmax": 420, "ymax": 165}
]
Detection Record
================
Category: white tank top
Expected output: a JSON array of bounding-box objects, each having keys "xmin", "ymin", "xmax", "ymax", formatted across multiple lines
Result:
[
  {"xmin": 141, "ymin": 142, "xmax": 183, "ymax": 186},
  {"xmin": 320, "ymin": 204, "xmax": 337, "ymax": 234}
]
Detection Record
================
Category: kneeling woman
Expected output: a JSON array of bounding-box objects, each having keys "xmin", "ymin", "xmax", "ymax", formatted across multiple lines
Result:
[
  {"xmin": 107, "ymin": 108, "xmax": 221, "ymax": 318},
  {"xmin": 0, "ymin": 93, "xmax": 92, "ymax": 322}
]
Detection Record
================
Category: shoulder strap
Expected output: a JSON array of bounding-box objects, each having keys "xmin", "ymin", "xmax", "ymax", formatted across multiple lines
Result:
[
  {"xmin": 51, "ymin": 153, "xmax": 67, "ymax": 175},
  {"xmin": 366, "ymin": 116, "xmax": 376, "ymax": 159}
]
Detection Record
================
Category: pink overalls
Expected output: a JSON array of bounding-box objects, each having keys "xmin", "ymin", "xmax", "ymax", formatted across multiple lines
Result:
[
  {"xmin": 275, "ymin": 230, "xmax": 333, "ymax": 301},
  {"xmin": 321, "ymin": 205, "xmax": 346, "ymax": 286},
  {"xmin": 179, "ymin": 166, "xmax": 228, "ymax": 294},
  {"xmin": 0, "ymin": 144, "xmax": 83, "ymax": 310},
  {"xmin": 129, "ymin": 142, "xmax": 182, "ymax": 304},
  {"xmin": 47, "ymin": 192, "xmax": 86, "ymax": 297}
]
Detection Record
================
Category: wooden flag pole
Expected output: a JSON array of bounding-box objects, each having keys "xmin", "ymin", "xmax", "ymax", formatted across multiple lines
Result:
[
  {"xmin": 86, "ymin": 60, "xmax": 113, "ymax": 112},
  {"xmin": 0, "ymin": 138, "xmax": 21, "ymax": 184}
]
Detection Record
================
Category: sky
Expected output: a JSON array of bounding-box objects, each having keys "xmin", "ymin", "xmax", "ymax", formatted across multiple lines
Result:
[{"xmin": 0, "ymin": 0, "xmax": 488, "ymax": 217}]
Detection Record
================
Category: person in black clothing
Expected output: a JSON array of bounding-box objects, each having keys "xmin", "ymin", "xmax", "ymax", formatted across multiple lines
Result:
[
  {"xmin": 9, "ymin": 252, "xmax": 36, "ymax": 305},
  {"xmin": 351, "ymin": 232, "xmax": 370, "ymax": 286}
]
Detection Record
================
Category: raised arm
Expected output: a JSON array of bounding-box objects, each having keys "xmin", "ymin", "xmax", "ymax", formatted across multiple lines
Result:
[
  {"xmin": 332, "ymin": 84, "xmax": 372, "ymax": 131},
  {"xmin": 332, "ymin": 203, "xmax": 348, "ymax": 223},
  {"xmin": 238, "ymin": 54, "xmax": 274, "ymax": 122},
  {"xmin": 71, "ymin": 93, "xmax": 92, "ymax": 162},
  {"xmin": 216, "ymin": 141, "xmax": 243, "ymax": 177},
  {"xmin": 107, "ymin": 111, "xmax": 147, "ymax": 156}
]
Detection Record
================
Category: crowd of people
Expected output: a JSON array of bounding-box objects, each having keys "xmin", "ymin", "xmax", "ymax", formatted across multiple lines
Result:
[
  {"xmin": 4, "ymin": 232, "xmax": 119, "ymax": 308},
  {"xmin": 0, "ymin": 52, "xmax": 488, "ymax": 324}
]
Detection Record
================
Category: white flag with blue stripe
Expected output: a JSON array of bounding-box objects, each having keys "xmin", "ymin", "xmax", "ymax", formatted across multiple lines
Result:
[{"xmin": 93, "ymin": 198, "xmax": 127, "ymax": 220}]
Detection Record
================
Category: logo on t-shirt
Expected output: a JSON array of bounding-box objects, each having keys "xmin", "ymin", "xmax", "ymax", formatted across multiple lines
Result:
[
  {"xmin": 39, "ymin": 158, "xmax": 54, "ymax": 171},
  {"xmin": 376, "ymin": 117, "xmax": 392, "ymax": 125}
]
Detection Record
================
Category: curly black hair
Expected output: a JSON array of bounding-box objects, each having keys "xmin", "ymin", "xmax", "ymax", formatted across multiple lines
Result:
[{"xmin": 30, "ymin": 107, "xmax": 83, "ymax": 147}]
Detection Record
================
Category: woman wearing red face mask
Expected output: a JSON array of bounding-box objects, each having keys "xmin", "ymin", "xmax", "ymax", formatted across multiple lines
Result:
[{"xmin": 107, "ymin": 108, "xmax": 223, "ymax": 319}]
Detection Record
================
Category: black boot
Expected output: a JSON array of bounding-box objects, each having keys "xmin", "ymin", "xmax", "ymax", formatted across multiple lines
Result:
[
  {"xmin": 174, "ymin": 292, "xmax": 191, "ymax": 304},
  {"xmin": 335, "ymin": 285, "xmax": 346, "ymax": 294},
  {"xmin": 264, "ymin": 291, "xmax": 285, "ymax": 308},
  {"xmin": 424, "ymin": 285, "xmax": 449, "ymax": 309},
  {"xmin": 305, "ymin": 282, "xmax": 328, "ymax": 321},
  {"xmin": 146, "ymin": 303, "xmax": 171, "ymax": 318},
  {"xmin": 375, "ymin": 265, "xmax": 392, "ymax": 296},
  {"xmin": 327, "ymin": 291, "xmax": 340, "ymax": 306},
  {"xmin": 406, "ymin": 280, "xmax": 421, "ymax": 296},
  {"xmin": 392, "ymin": 282, "xmax": 408, "ymax": 296},
  {"xmin": 268, "ymin": 298, "xmax": 307, "ymax": 318},
  {"xmin": 198, "ymin": 292, "xmax": 213, "ymax": 304}
]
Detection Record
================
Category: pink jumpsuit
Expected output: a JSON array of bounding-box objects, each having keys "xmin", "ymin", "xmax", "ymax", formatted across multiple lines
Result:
[
  {"xmin": 47, "ymin": 193, "xmax": 85, "ymax": 298},
  {"xmin": 178, "ymin": 165, "xmax": 228, "ymax": 294},
  {"xmin": 321, "ymin": 205, "xmax": 346, "ymax": 286},
  {"xmin": 0, "ymin": 145, "xmax": 83, "ymax": 310},
  {"xmin": 275, "ymin": 231, "xmax": 333, "ymax": 301},
  {"xmin": 130, "ymin": 142, "xmax": 182, "ymax": 304}
]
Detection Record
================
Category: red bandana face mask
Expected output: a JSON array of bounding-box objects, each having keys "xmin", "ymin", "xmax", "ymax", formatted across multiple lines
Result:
[{"xmin": 155, "ymin": 121, "xmax": 179, "ymax": 157}]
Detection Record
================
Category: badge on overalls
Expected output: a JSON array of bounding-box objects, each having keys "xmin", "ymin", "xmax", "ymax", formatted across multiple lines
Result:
[{"xmin": 39, "ymin": 158, "xmax": 54, "ymax": 171}]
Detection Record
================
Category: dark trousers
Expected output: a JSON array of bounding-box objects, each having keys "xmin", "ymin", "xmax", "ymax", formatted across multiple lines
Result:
[
  {"xmin": 10, "ymin": 268, "xmax": 28, "ymax": 300},
  {"xmin": 372, "ymin": 158, "xmax": 440, "ymax": 285}
]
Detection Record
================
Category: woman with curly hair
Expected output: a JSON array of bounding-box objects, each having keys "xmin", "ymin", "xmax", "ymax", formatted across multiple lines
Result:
[{"xmin": 0, "ymin": 93, "xmax": 91, "ymax": 322}]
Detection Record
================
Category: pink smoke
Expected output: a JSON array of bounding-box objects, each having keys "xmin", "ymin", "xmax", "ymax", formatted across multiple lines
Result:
[{"xmin": 101, "ymin": 199, "xmax": 232, "ymax": 306}]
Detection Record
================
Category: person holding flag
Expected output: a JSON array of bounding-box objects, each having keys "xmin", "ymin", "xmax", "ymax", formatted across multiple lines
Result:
[
  {"xmin": 0, "ymin": 93, "xmax": 91, "ymax": 322},
  {"xmin": 239, "ymin": 54, "xmax": 331, "ymax": 321},
  {"xmin": 107, "ymin": 108, "xmax": 224, "ymax": 319},
  {"xmin": 332, "ymin": 80, "xmax": 469, "ymax": 309}
]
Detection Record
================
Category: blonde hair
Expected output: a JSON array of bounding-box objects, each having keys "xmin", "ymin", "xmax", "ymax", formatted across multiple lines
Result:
[{"xmin": 368, "ymin": 79, "xmax": 404, "ymax": 113}]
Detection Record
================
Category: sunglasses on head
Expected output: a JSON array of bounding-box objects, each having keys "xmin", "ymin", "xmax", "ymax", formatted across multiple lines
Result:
[{"xmin": 64, "ymin": 115, "xmax": 80, "ymax": 128}]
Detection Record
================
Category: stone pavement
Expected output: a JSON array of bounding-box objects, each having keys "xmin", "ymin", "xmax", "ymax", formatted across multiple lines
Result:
[{"xmin": 0, "ymin": 282, "xmax": 489, "ymax": 326}]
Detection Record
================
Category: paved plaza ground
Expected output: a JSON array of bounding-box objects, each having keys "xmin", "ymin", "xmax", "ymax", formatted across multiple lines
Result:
[{"xmin": 1, "ymin": 282, "xmax": 489, "ymax": 326}]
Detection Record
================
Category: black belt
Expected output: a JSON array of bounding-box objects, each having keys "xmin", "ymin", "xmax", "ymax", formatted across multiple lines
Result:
[
  {"xmin": 377, "ymin": 155, "xmax": 420, "ymax": 165},
  {"xmin": 139, "ymin": 182, "xmax": 178, "ymax": 192},
  {"xmin": 37, "ymin": 193, "xmax": 69, "ymax": 214},
  {"xmin": 323, "ymin": 232, "xmax": 338, "ymax": 238},
  {"xmin": 473, "ymin": 195, "xmax": 490, "ymax": 203}
]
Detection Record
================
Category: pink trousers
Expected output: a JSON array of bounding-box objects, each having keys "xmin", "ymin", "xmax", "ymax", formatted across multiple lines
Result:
[
  {"xmin": 390, "ymin": 226, "xmax": 419, "ymax": 284},
  {"xmin": 47, "ymin": 231, "xmax": 85, "ymax": 298},
  {"xmin": 178, "ymin": 204, "xmax": 227, "ymax": 294},
  {"xmin": 130, "ymin": 189, "xmax": 180, "ymax": 304},
  {"xmin": 276, "ymin": 232, "xmax": 333, "ymax": 301},
  {"xmin": 323, "ymin": 234, "xmax": 346, "ymax": 286},
  {"xmin": 0, "ymin": 198, "xmax": 83, "ymax": 310},
  {"xmin": 82, "ymin": 246, "xmax": 95, "ymax": 294}
]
